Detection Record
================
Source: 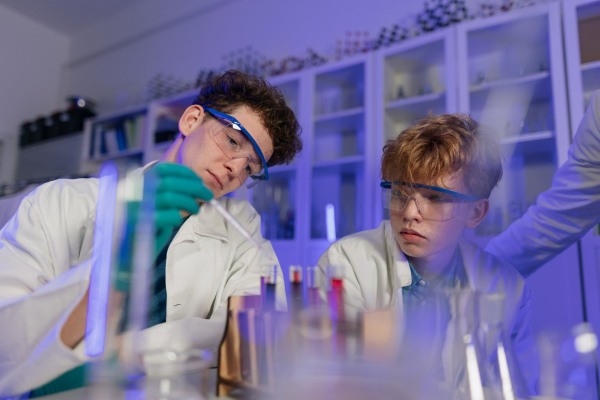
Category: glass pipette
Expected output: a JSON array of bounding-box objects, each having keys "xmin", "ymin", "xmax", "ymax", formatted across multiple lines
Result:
[{"xmin": 209, "ymin": 198, "xmax": 275, "ymax": 262}]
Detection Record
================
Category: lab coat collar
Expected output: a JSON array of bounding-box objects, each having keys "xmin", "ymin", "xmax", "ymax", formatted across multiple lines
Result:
[{"xmin": 189, "ymin": 200, "xmax": 230, "ymax": 243}]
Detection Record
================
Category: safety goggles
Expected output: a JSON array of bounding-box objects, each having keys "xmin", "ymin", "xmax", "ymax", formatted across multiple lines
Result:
[
  {"xmin": 380, "ymin": 181, "xmax": 481, "ymax": 221},
  {"xmin": 205, "ymin": 108, "xmax": 269, "ymax": 188}
]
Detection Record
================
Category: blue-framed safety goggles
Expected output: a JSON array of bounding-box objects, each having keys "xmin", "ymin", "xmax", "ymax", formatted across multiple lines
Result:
[
  {"xmin": 380, "ymin": 182, "xmax": 481, "ymax": 201},
  {"xmin": 205, "ymin": 108, "xmax": 269, "ymax": 184},
  {"xmin": 380, "ymin": 181, "xmax": 481, "ymax": 221}
]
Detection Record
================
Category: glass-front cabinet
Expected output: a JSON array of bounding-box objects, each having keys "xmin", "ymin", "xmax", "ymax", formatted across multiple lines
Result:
[
  {"xmin": 375, "ymin": 28, "xmax": 457, "ymax": 224},
  {"xmin": 456, "ymin": 3, "xmax": 570, "ymax": 240},
  {"xmin": 308, "ymin": 55, "xmax": 375, "ymax": 265},
  {"xmin": 253, "ymin": 73, "xmax": 304, "ymax": 272}
]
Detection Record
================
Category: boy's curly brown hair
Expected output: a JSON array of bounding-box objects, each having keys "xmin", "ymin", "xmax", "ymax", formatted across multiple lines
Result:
[
  {"xmin": 193, "ymin": 70, "xmax": 302, "ymax": 167},
  {"xmin": 381, "ymin": 113, "xmax": 503, "ymax": 199}
]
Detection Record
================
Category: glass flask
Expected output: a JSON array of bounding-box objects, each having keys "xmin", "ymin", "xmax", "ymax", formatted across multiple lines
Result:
[{"xmin": 479, "ymin": 293, "xmax": 531, "ymax": 400}]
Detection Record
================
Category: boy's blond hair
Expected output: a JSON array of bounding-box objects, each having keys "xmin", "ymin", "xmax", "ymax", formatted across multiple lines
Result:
[{"xmin": 381, "ymin": 113, "xmax": 503, "ymax": 199}]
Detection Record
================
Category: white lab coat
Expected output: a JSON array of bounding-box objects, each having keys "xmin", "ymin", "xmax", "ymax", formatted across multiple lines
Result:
[
  {"xmin": 317, "ymin": 221, "xmax": 538, "ymax": 393},
  {"xmin": 0, "ymin": 172, "xmax": 285, "ymax": 397},
  {"xmin": 486, "ymin": 90, "xmax": 600, "ymax": 277}
]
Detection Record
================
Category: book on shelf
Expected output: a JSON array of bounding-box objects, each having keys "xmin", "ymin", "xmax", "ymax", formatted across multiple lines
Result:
[{"xmin": 89, "ymin": 113, "xmax": 148, "ymax": 159}]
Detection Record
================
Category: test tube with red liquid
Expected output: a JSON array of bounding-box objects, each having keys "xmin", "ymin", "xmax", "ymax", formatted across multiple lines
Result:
[
  {"xmin": 326, "ymin": 265, "xmax": 345, "ymax": 322},
  {"xmin": 326, "ymin": 265, "xmax": 346, "ymax": 356}
]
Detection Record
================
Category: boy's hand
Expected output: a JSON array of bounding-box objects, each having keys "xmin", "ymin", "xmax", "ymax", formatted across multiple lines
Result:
[
  {"xmin": 153, "ymin": 163, "xmax": 214, "ymax": 253},
  {"xmin": 114, "ymin": 163, "xmax": 214, "ymax": 293}
]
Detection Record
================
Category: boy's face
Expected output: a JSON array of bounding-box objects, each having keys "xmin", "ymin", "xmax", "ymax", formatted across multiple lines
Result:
[
  {"xmin": 175, "ymin": 105, "xmax": 274, "ymax": 198},
  {"xmin": 389, "ymin": 174, "xmax": 487, "ymax": 268}
]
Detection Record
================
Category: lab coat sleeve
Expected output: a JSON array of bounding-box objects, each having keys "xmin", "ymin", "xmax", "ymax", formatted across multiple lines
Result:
[
  {"xmin": 0, "ymin": 181, "xmax": 96, "ymax": 397},
  {"xmin": 486, "ymin": 90, "xmax": 600, "ymax": 277}
]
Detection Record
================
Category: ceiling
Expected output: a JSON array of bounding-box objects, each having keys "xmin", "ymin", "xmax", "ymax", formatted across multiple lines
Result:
[{"xmin": 0, "ymin": 0, "xmax": 154, "ymax": 36}]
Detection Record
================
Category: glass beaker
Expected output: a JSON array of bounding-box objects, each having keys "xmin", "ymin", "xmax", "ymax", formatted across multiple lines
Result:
[{"xmin": 142, "ymin": 348, "xmax": 212, "ymax": 400}]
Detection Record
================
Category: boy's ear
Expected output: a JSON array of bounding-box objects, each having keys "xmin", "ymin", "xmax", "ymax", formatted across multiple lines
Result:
[
  {"xmin": 465, "ymin": 199, "xmax": 489, "ymax": 229},
  {"xmin": 178, "ymin": 105, "xmax": 205, "ymax": 136}
]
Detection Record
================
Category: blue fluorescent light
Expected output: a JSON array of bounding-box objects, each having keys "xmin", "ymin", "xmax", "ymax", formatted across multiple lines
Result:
[
  {"xmin": 326, "ymin": 203, "xmax": 336, "ymax": 243},
  {"xmin": 85, "ymin": 161, "xmax": 118, "ymax": 357}
]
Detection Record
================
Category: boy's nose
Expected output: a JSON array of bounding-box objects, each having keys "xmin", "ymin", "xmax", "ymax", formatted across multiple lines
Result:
[
  {"xmin": 224, "ymin": 156, "xmax": 248, "ymax": 177},
  {"xmin": 402, "ymin": 197, "xmax": 422, "ymax": 220}
]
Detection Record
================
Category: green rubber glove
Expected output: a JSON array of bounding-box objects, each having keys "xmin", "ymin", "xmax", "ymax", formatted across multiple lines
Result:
[
  {"xmin": 153, "ymin": 163, "xmax": 214, "ymax": 255},
  {"xmin": 113, "ymin": 163, "xmax": 214, "ymax": 293}
]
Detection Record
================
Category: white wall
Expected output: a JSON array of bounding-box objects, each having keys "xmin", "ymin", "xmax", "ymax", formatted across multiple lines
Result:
[
  {"xmin": 0, "ymin": 4, "xmax": 69, "ymax": 183},
  {"xmin": 63, "ymin": 0, "xmax": 426, "ymax": 113}
]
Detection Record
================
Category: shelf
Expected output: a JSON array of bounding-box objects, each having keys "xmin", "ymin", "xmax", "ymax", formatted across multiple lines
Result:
[
  {"xmin": 469, "ymin": 71, "xmax": 550, "ymax": 93},
  {"xmin": 312, "ymin": 155, "xmax": 364, "ymax": 170},
  {"xmin": 386, "ymin": 92, "xmax": 445, "ymax": 110},
  {"xmin": 581, "ymin": 59, "xmax": 600, "ymax": 72},
  {"xmin": 89, "ymin": 104, "xmax": 147, "ymax": 124},
  {"xmin": 500, "ymin": 131, "xmax": 555, "ymax": 155},
  {"xmin": 582, "ymin": 65, "xmax": 600, "ymax": 95},
  {"xmin": 89, "ymin": 147, "xmax": 144, "ymax": 162},
  {"xmin": 314, "ymin": 110, "xmax": 364, "ymax": 136},
  {"xmin": 500, "ymin": 130, "xmax": 553, "ymax": 145},
  {"xmin": 315, "ymin": 107, "xmax": 364, "ymax": 122}
]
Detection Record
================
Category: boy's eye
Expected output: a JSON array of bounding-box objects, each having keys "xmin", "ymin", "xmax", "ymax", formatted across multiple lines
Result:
[
  {"xmin": 427, "ymin": 194, "xmax": 452, "ymax": 203},
  {"xmin": 244, "ymin": 163, "xmax": 253, "ymax": 175},
  {"xmin": 227, "ymin": 134, "xmax": 240, "ymax": 148}
]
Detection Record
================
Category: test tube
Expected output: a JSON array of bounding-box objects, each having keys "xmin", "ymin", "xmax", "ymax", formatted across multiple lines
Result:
[
  {"xmin": 326, "ymin": 265, "xmax": 345, "ymax": 322},
  {"xmin": 209, "ymin": 198, "xmax": 275, "ymax": 262},
  {"xmin": 306, "ymin": 266, "xmax": 320, "ymax": 307},
  {"xmin": 261, "ymin": 264, "xmax": 277, "ymax": 311},
  {"xmin": 289, "ymin": 265, "xmax": 303, "ymax": 314},
  {"xmin": 326, "ymin": 265, "xmax": 346, "ymax": 357}
]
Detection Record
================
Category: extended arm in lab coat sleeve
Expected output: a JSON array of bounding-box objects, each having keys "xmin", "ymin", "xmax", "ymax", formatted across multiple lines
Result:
[
  {"xmin": 486, "ymin": 90, "xmax": 600, "ymax": 277},
  {"xmin": 0, "ymin": 180, "xmax": 99, "ymax": 397}
]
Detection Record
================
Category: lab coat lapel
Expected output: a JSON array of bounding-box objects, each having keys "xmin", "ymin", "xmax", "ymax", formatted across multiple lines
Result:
[
  {"xmin": 385, "ymin": 222, "xmax": 412, "ymax": 312},
  {"xmin": 385, "ymin": 221, "xmax": 412, "ymax": 287},
  {"xmin": 165, "ymin": 200, "xmax": 230, "ymax": 322}
]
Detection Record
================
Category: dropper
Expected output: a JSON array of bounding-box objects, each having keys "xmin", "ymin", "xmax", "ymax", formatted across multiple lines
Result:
[{"xmin": 209, "ymin": 198, "xmax": 275, "ymax": 262}]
